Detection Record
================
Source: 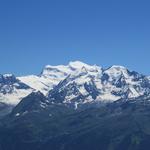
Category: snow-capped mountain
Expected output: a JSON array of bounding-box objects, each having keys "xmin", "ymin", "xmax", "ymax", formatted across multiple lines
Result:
[
  {"xmin": 1, "ymin": 61, "xmax": 150, "ymax": 150},
  {"xmin": 47, "ymin": 62, "xmax": 150, "ymax": 108},
  {"xmin": 18, "ymin": 61, "xmax": 96, "ymax": 95},
  {"xmin": 0, "ymin": 74, "xmax": 33, "ymax": 105},
  {"xmin": 1, "ymin": 61, "xmax": 150, "ymax": 107}
]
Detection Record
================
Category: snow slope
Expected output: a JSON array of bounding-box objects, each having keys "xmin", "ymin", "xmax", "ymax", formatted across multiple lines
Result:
[{"xmin": 0, "ymin": 74, "xmax": 33, "ymax": 105}]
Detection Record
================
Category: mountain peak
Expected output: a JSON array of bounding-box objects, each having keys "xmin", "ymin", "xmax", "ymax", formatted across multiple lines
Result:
[
  {"xmin": 109, "ymin": 65, "xmax": 127, "ymax": 70},
  {"xmin": 69, "ymin": 60, "xmax": 90, "ymax": 68},
  {"xmin": 43, "ymin": 60, "xmax": 90, "ymax": 70},
  {"xmin": 3, "ymin": 74, "xmax": 14, "ymax": 78},
  {"xmin": 41, "ymin": 61, "xmax": 101, "ymax": 80},
  {"xmin": 0, "ymin": 74, "xmax": 17, "ymax": 84},
  {"xmin": 104, "ymin": 65, "xmax": 129, "ymax": 79},
  {"xmin": 69, "ymin": 61, "xmax": 100, "ymax": 70}
]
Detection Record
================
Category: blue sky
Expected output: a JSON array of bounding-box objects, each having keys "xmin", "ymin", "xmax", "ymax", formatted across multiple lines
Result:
[{"xmin": 0, "ymin": 0, "xmax": 150, "ymax": 76}]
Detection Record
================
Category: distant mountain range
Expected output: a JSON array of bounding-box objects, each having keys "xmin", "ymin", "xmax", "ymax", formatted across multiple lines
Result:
[
  {"xmin": 1, "ymin": 61, "xmax": 150, "ymax": 107},
  {"xmin": 0, "ymin": 61, "xmax": 150, "ymax": 150}
]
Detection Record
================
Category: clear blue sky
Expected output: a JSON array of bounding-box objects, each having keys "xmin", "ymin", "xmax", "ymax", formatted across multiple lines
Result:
[{"xmin": 0, "ymin": 0, "xmax": 150, "ymax": 76}]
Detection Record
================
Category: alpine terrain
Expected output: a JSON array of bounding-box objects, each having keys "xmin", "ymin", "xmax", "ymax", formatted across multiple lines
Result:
[{"xmin": 0, "ymin": 61, "xmax": 150, "ymax": 150}]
